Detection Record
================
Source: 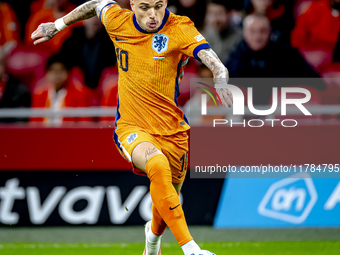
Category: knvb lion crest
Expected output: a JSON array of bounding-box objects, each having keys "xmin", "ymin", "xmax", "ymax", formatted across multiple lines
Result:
[{"xmin": 152, "ymin": 33, "xmax": 169, "ymax": 54}]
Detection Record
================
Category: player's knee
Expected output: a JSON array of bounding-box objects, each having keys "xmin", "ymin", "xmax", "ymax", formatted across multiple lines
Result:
[
  {"xmin": 146, "ymin": 154, "xmax": 172, "ymax": 183},
  {"xmin": 147, "ymin": 154, "xmax": 180, "ymax": 205}
]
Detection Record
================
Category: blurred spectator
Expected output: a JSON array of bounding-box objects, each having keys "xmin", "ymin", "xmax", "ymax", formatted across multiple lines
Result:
[
  {"xmin": 0, "ymin": 1, "xmax": 20, "ymax": 55},
  {"xmin": 292, "ymin": 0, "xmax": 340, "ymax": 51},
  {"xmin": 4, "ymin": 0, "xmax": 31, "ymax": 41},
  {"xmin": 30, "ymin": 0, "xmax": 55, "ymax": 14},
  {"xmin": 203, "ymin": 0, "xmax": 243, "ymax": 63},
  {"xmin": 225, "ymin": 14, "xmax": 325, "ymax": 104},
  {"xmin": 7, "ymin": 0, "xmax": 58, "ymax": 41},
  {"xmin": 291, "ymin": 0, "xmax": 340, "ymax": 70},
  {"xmin": 244, "ymin": 0, "xmax": 295, "ymax": 45},
  {"xmin": 168, "ymin": 0, "xmax": 208, "ymax": 30},
  {"xmin": 59, "ymin": 16, "xmax": 116, "ymax": 90},
  {"xmin": 31, "ymin": 54, "xmax": 93, "ymax": 125},
  {"xmin": 25, "ymin": 0, "xmax": 80, "ymax": 56},
  {"xmin": 333, "ymin": 32, "xmax": 340, "ymax": 62},
  {"xmin": 0, "ymin": 46, "xmax": 31, "ymax": 123},
  {"xmin": 226, "ymin": 14, "xmax": 318, "ymax": 78},
  {"xmin": 6, "ymin": 43, "xmax": 51, "ymax": 89}
]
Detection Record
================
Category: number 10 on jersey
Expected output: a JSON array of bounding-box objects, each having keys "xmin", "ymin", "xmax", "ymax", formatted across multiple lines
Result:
[{"xmin": 116, "ymin": 48, "xmax": 129, "ymax": 72}]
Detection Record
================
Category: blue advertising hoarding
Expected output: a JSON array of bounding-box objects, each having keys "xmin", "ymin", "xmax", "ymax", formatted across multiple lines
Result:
[{"xmin": 214, "ymin": 172, "xmax": 340, "ymax": 228}]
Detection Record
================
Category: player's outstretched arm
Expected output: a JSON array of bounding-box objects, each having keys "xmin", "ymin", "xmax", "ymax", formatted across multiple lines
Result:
[
  {"xmin": 197, "ymin": 48, "xmax": 233, "ymax": 108},
  {"xmin": 31, "ymin": 0, "xmax": 115, "ymax": 45}
]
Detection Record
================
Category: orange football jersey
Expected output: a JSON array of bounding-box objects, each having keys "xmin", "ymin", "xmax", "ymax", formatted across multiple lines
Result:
[{"xmin": 100, "ymin": 2, "xmax": 210, "ymax": 136}]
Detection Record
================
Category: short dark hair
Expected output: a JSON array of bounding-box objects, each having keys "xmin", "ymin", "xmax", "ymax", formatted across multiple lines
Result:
[
  {"xmin": 209, "ymin": 0, "xmax": 235, "ymax": 11},
  {"xmin": 45, "ymin": 54, "xmax": 71, "ymax": 71}
]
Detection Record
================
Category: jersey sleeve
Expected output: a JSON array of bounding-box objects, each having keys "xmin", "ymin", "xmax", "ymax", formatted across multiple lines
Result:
[
  {"xmin": 100, "ymin": 1, "xmax": 123, "ymax": 34},
  {"xmin": 176, "ymin": 16, "xmax": 211, "ymax": 60}
]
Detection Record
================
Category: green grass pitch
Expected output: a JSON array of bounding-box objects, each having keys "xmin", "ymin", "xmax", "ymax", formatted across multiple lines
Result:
[{"xmin": 0, "ymin": 241, "xmax": 339, "ymax": 255}]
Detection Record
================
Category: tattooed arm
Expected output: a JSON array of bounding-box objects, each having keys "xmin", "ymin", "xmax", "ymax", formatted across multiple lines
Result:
[
  {"xmin": 31, "ymin": 0, "xmax": 115, "ymax": 45},
  {"xmin": 197, "ymin": 48, "xmax": 233, "ymax": 108}
]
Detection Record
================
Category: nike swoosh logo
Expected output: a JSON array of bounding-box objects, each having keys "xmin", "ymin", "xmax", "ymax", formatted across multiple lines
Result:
[
  {"xmin": 115, "ymin": 38, "xmax": 128, "ymax": 41},
  {"xmin": 178, "ymin": 174, "xmax": 185, "ymax": 179},
  {"xmin": 169, "ymin": 204, "xmax": 180, "ymax": 210}
]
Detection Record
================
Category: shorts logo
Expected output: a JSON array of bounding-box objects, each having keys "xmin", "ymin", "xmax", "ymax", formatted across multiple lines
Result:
[
  {"xmin": 195, "ymin": 35, "xmax": 205, "ymax": 42},
  {"xmin": 127, "ymin": 133, "xmax": 138, "ymax": 145},
  {"xmin": 152, "ymin": 33, "xmax": 169, "ymax": 54}
]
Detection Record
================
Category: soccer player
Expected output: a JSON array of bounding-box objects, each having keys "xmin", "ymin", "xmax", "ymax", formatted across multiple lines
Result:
[{"xmin": 31, "ymin": 1, "xmax": 233, "ymax": 254}]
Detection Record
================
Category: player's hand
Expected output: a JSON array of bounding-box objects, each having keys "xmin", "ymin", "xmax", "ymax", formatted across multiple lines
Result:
[
  {"xmin": 31, "ymin": 22, "xmax": 58, "ymax": 45},
  {"xmin": 216, "ymin": 87, "xmax": 233, "ymax": 108}
]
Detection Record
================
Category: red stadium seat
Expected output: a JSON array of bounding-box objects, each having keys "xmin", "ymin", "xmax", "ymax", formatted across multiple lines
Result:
[
  {"xmin": 99, "ymin": 66, "xmax": 119, "ymax": 122},
  {"xmin": 99, "ymin": 66, "xmax": 119, "ymax": 99},
  {"xmin": 7, "ymin": 44, "xmax": 49, "ymax": 89}
]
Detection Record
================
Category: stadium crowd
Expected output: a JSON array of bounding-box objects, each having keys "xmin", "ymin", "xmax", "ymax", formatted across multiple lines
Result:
[{"xmin": 0, "ymin": 0, "xmax": 340, "ymax": 124}]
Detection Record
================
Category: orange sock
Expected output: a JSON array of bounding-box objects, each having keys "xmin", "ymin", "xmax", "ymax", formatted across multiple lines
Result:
[
  {"xmin": 151, "ymin": 203, "xmax": 167, "ymax": 236},
  {"xmin": 151, "ymin": 194, "xmax": 182, "ymax": 236},
  {"xmin": 146, "ymin": 154, "xmax": 193, "ymax": 246}
]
